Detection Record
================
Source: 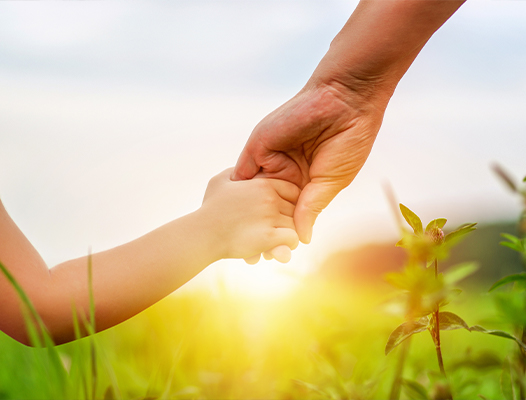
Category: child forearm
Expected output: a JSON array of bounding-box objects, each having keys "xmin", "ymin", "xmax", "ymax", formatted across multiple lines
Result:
[
  {"xmin": 43, "ymin": 209, "xmax": 219, "ymax": 345},
  {"xmin": 0, "ymin": 170, "xmax": 299, "ymax": 346},
  {"xmin": 1, "ymin": 208, "xmax": 219, "ymax": 346}
]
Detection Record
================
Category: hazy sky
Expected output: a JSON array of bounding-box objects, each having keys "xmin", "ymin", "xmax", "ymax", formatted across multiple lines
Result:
[{"xmin": 1, "ymin": 1, "xmax": 526, "ymax": 294}]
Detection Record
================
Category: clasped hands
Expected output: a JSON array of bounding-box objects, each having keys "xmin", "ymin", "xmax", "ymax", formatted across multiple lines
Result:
[{"xmin": 230, "ymin": 83, "xmax": 383, "ymax": 264}]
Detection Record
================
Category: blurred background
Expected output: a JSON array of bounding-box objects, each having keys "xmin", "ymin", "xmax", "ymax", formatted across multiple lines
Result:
[
  {"xmin": 1, "ymin": 0, "xmax": 526, "ymax": 295},
  {"xmin": 3, "ymin": 2, "xmax": 526, "ymax": 399}
]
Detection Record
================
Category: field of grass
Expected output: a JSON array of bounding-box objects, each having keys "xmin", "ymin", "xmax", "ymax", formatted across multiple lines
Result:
[{"xmin": 0, "ymin": 272, "xmax": 519, "ymax": 400}]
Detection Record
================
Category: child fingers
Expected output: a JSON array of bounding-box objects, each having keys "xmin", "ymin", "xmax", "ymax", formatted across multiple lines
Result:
[
  {"xmin": 279, "ymin": 200, "xmax": 296, "ymax": 218},
  {"xmin": 244, "ymin": 254, "xmax": 261, "ymax": 265},
  {"xmin": 276, "ymin": 214, "xmax": 296, "ymax": 231},
  {"xmin": 264, "ymin": 245, "xmax": 292, "ymax": 263},
  {"xmin": 267, "ymin": 179, "xmax": 301, "ymax": 205},
  {"xmin": 272, "ymin": 227, "xmax": 299, "ymax": 251},
  {"xmin": 271, "ymin": 245, "xmax": 292, "ymax": 263}
]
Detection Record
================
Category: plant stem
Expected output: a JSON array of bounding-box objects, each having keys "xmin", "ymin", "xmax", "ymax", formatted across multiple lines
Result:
[
  {"xmin": 434, "ymin": 316, "xmax": 446, "ymax": 377},
  {"xmin": 433, "ymin": 258, "xmax": 452, "ymax": 399},
  {"xmin": 389, "ymin": 338, "xmax": 411, "ymax": 400},
  {"xmin": 434, "ymin": 329, "xmax": 446, "ymax": 377},
  {"xmin": 433, "ymin": 258, "xmax": 445, "ymax": 375},
  {"xmin": 434, "ymin": 258, "xmax": 443, "ymax": 374}
]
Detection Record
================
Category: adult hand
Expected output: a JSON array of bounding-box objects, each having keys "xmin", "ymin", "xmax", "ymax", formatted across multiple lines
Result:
[
  {"xmin": 232, "ymin": 82, "xmax": 385, "ymax": 244},
  {"xmin": 233, "ymin": 0, "xmax": 464, "ymax": 245}
]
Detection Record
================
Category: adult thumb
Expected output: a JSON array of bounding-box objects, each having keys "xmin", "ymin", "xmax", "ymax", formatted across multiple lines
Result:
[
  {"xmin": 294, "ymin": 181, "xmax": 341, "ymax": 244},
  {"xmin": 231, "ymin": 149, "xmax": 260, "ymax": 181}
]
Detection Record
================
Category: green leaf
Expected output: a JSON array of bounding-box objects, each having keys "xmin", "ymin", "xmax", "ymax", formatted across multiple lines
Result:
[
  {"xmin": 501, "ymin": 233, "xmax": 521, "ymax": 244},
  {"xmin": 443, "ymin": 262, "xmax": 479, "ymax": 286},
  {"xmin": 401, "ymin": 379, "xmax": 430, "ymax": 400},
  {"xmin": 425, "ymin": 218, "xmax": 447, "ymax": 233},
  {"xmin": 385, "ymin": 317, "xmax": 429, "ymax": 355},
  {"xmin": 500, "ymin": 241, "xmax": 524, "ymax": 253},
  {"xmin": 444, "ymin": 223, "xmax": 477, "ymax": 244},
  {"xmin": 500, "ymin": 233, "xmax": 525, "ymax": 253},
  {"xmin": 470, "ymin": 325, "xmax": 526, "ymax": 352},
  {"xmin": 489, "ymin": 273, "xmax": 526, "ymax": 292},
  {"xmin": 400, "ymin": 203, "xmax": 423, "ymax": 236},
  {"xmin": 438, "ymin": 311, "xmax": 470, "ymax": 331}
]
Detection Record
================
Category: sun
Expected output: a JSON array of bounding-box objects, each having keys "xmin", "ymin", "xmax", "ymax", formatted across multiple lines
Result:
[{"xmin": 182, "ymin": 251, "xmax": 311, "ymax": 300}]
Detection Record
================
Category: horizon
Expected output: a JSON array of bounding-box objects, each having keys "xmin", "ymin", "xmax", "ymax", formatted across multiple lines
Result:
[{"xmin": 1, "ymin": 0, "xmax": 525, "ymax": 296}]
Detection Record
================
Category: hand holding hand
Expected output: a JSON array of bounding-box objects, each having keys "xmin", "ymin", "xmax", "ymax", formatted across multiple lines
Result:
[
  {"xmin": 201, "ymin": 168, "xmax": 300, "ymax": 263},
  {"xmin": 232, "ymin": 83, "xmax": 385, "ymax": 244}
]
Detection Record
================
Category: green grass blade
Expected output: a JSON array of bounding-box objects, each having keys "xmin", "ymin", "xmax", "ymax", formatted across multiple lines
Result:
[{"xmin": 0, "ymin": 261, "xmax": 48, "ymax": 342}]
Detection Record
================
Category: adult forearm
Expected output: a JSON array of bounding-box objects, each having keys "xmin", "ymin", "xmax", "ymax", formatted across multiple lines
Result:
[{"xmin": 309, "ymin": 0, "xmax": 465, "ymax": 106}]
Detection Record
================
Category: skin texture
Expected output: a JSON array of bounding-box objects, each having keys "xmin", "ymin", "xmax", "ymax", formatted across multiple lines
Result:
[
  {"xmin": 0, "ymin": 169, "xmax": 299, "ymax": 345},
  {"xmin": 0, "ymin": 0, "xmax": 467, "ymax": 346},
  {"xmin": 233, "ymin": 0, "xmax": 466, "ymax": 245}
]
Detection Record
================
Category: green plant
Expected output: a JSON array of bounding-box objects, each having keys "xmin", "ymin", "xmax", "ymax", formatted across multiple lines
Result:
[
  {"xmin": 384, "ymin": 204, "xmax": 526, "ymax": 400},
  {"xmin": 490, "ymin": 164, "xmax": 526, "ymax": 400},
  {"xmin": 384, "ymin": 204, "xmax": 477, "ymax": 399}
]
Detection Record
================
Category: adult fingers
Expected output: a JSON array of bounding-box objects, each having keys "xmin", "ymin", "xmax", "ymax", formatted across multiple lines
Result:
[
  {"xmin": 232, "ymin": 150, "xmax": 260, "ymax": 181},
  {"xmin": 294, "ymin": 180, "xmax": 341, "ymax": 244}
]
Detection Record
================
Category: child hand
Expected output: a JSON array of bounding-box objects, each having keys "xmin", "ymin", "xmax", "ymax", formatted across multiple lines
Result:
[
  {"xmin": 201, "ymin": 168, "xmax": 300, "ymax": 262},
  {"xmin": 244, "ymin": 245, "xmax": 292, "ymax": 264}
]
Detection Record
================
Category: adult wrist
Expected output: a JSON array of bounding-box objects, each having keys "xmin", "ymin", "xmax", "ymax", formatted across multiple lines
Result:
[{"xmin": 305, "ymin": 55, "xmax": 399, "ymax": 116}]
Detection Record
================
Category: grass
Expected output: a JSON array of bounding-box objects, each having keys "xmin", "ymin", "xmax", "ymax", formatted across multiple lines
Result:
[
  {"xmin": 0, "ymin": 270, "xmax": 517, "ymax": 399},
  {"xmin": 3, "ymin": 172, "xmax": 526, "ymax": 399}
]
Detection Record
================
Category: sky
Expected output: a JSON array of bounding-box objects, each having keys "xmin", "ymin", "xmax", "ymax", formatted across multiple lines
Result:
[{"xmin": 1, "ymin": 0, "xmax": 526, "ymax": 296}]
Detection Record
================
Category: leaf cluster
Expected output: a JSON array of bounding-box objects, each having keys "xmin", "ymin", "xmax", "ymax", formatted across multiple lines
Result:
[
  {"xmin": 386, "ymin": 204, "xmax": 478, "ymax": 319},
  {"xmin": 385, "ymin": 311, "xmax": 526, "ymax": 356},
  {"xmin": 396, "ymin": 204, "xmax": 476, "ymax": 264},
  {"xmin": 385, "ymin": 263, "xmax": 475, "ymax": 319}
]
